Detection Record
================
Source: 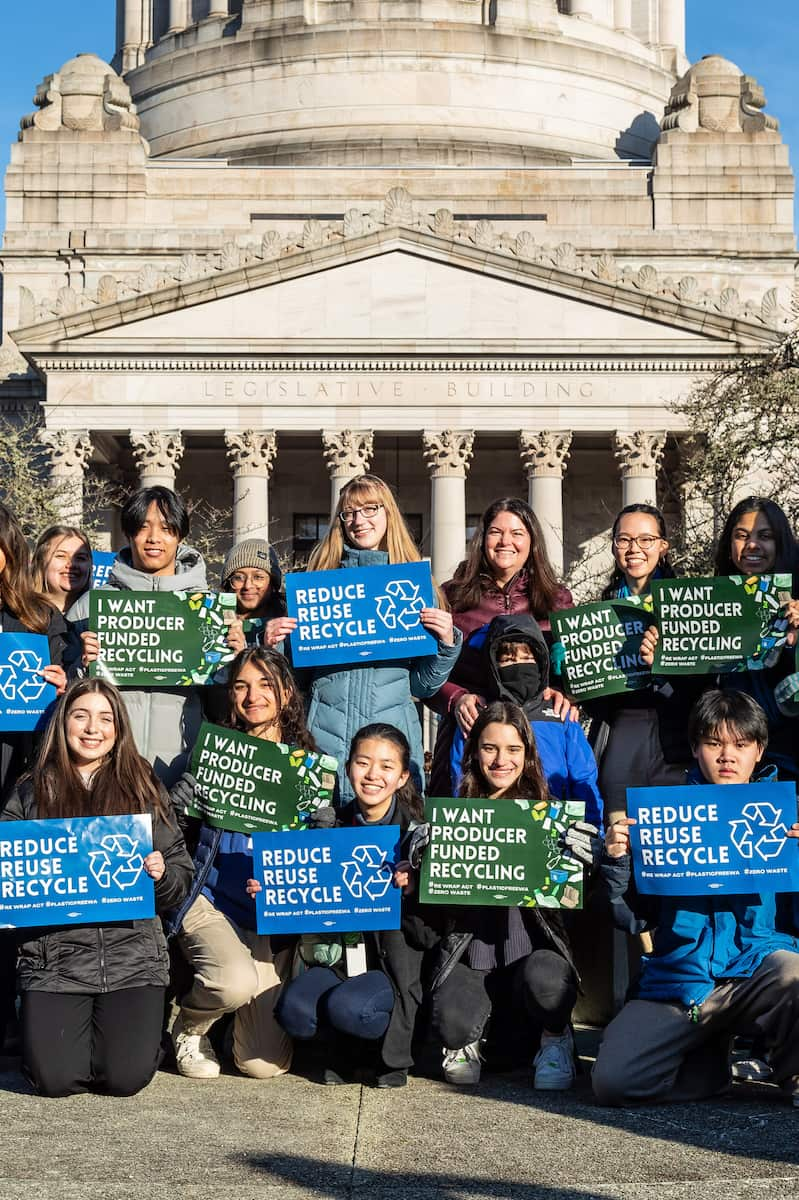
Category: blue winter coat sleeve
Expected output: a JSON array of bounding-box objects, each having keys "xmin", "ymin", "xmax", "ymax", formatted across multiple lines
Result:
[
  {"xmin": 563, "ymin": 720, "xmax": 604, "ymax": 827},
  {"xmin": 408, "ymin": 628, "xmax": 462, "ymax": 699}
]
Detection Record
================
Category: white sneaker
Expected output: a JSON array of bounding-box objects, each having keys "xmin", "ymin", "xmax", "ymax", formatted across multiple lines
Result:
[
  {"xmin": 731, "ymin": 1057, "xmax": 773, "ymax": 1083},
  {"xmin": 442, "ymin": 1041, "xmax": 482, "ymax": 1086},
  {"xmin": 172, "ymin": 1014, "xmax": 221, "ymax": 1080},
  {"xmin": 533, "ymin": 1030, "xmax": 575, "ymax": 1091}
]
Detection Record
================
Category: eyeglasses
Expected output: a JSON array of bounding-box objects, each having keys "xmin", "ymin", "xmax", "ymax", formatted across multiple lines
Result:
[
  {"xmin": 229, "ymin": 571, "xmax": 270, "ymax": 587},
  {"xmin": 613, "ymin": 535, "xmax": 662, "ymax": 551},
  {"xmin": 339, "ymin": 503, "xmax": 383, "ymax": 524}
]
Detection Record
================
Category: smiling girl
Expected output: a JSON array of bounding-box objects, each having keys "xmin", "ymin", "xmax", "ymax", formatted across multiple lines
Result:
[
  {"xmin": 270, "ymin": 722, "xmax": 426, "ymax": 1088},
  {"xmin": 1, "ymin": 678, "xmax": 193, "ymax": 1097},
  {"xmin": 426, "ymin": 700, "xmax": 581, "ymax": 1091},
  {"xmin": 266, "ymin": 475, "xmax": 460, "ymax": 802},
  {"xmin": 32, "ymin": 526, "xmax": 92, "ymax": 615},
  {"xmin": 168, "ymin": 646, "xmax": 316, "ymax": 1081}
]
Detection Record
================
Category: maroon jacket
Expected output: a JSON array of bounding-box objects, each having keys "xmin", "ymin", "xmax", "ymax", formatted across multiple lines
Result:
[{"xmin": 427, "ymin": 570, "xmax": 573, "ymax": 717}]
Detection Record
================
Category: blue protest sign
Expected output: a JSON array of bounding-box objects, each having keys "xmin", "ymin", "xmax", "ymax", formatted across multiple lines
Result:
[
  {"xmin": 285, "ymin": 561, "xmax": 437, "ymax": 667},
  {"xmin": 0, "ymin": 633, "xmax": 57, "ymax": 732},
  {"xmin": 252, "ymin": 825, "xmax": 402, "ymax": 933},
  {"xmin": 91, "ymin": 550, "xmax": 117, "ymax": 589},
  {"xmin": 0, "ymin": 814, "xmax": 155, "ymax": 929},
  {"xmin": 627, "ymin": 782, "xmax": 799, "ymax": 896}
]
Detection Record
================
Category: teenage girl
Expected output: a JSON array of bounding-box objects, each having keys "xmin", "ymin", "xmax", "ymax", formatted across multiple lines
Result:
[
  {"xmin": 169, "ymin": 646, "xmax": 318, "ymax": 1080},
  {"xmin": 426, "ymin": 700, "xmax": 580, "ymax": 1091},
  {"xmin": 266, "ymin": 474, "xmax": 460, "ymax": 802},
  {"xmin": 32, "ymin": 525, "xmax": 92, "ymax": 615},
  {"xmin": 1, "ymin": 678, "xmax": 193, "ymax": 1096},
  {"xmin": 585, "ymin": 503, "xmax": 703, "ymax": 826},
  {"xmin": 256, "ymin": 722, "xmax": 427, "ymax": 1089}
]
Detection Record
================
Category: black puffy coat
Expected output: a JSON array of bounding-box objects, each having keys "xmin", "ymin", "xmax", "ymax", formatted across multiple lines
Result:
[{"xmin": 0, "ymin": 780, "xmax": 193, "ymax": 994}]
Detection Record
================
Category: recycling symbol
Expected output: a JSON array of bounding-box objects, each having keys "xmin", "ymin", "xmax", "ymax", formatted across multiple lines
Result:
[
  {"xmin": 375, "ymin": 580, "xmax": 425, "ymax": 631},
  {"xmin": 0, "ymin": 650, "xmax": 48, "ymax": 704},
  {"xmin": 341, "ymin": 845, "xmax": 392, "ymax": 901},
  {"xmin": 729, "ymin": 802, "xmax": 789, "ymax": 862},
  {"xmin": 88, "ymin": 834, "xmax": 145, "ymax": 890}
]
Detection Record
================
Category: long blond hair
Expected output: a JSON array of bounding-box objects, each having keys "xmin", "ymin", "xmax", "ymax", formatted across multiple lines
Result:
[{"xmin": 308, "ymin": 474, "xmax": 446, "ymax": 606}]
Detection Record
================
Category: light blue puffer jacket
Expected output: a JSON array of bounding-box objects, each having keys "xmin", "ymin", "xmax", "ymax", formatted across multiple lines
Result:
[{"xmin": 300, "ymin": 547, "xmax": 462, "ymax": 802}]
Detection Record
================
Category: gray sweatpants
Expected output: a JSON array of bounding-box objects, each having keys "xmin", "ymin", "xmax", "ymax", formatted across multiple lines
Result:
[{"xmin": 592, "ymin": 950, "xmax": 799, "ymax": 1105}]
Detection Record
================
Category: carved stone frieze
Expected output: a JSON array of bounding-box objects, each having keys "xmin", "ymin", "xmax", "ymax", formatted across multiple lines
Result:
[{"xmin": 15, "ymin": 187, "xmax": 790, "ymax": 335}]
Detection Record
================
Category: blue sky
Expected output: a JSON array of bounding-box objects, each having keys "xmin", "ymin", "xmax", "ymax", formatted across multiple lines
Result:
[{"xmin": 0, "ymin": 1, "xmax": 795, "ymax": 233}]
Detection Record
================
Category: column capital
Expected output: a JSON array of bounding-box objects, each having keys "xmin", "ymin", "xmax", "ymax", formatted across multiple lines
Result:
[
  {"xmin": 614, "ymin": 431, "xmax": 667, "ymax": 478},
  {"xmin": 322, "ymin": 429, "xmax": 374, "ymax": 477},
  {"xmin": 225, "ymin": 430, "xmax": 277, "ymax": 477},
  {"xmin": 519, "ymin": 430, "xmax": 573, "ymax": 479},
  {"xmin": 38, "ymin": 429, "xmax": 92, "ymax": 474},
  {"xmin": 422, "ymin": 430, "xmax": 475, "ymax": 479},
  {"xmin": 130, "ymin": 430, "xmax": 185, "ymax": 475}
]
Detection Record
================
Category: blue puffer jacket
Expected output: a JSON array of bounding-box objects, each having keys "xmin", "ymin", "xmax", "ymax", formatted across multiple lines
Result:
[
  {"xmin": 300, "ymin": 547, "xmax": 462, "ymax": 804},
  {"xmin": 600, "ymin": 765, "xmax": 799, "ymax": 1009}
]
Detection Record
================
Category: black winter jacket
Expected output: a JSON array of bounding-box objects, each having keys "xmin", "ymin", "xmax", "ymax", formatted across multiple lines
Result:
[{"xmin": 1, "ymin": 780, "xmax": 193, "ymax": 994}]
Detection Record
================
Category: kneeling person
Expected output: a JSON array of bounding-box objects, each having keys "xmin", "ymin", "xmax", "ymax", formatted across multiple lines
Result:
[{"xmin": 593, "ymin": 690, "xmax": 799, "ymax": 1106}]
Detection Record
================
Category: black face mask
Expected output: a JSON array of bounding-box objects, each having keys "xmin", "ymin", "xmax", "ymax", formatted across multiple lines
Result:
[{"xmin": 497, "ymin": 661, "xmax": 541, "ymax": 706}]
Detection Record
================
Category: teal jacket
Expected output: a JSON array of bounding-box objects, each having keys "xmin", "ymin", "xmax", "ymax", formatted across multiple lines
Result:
[{"xmin": 301, "ymin": 547, "xmax": 461, "ymax": 803}]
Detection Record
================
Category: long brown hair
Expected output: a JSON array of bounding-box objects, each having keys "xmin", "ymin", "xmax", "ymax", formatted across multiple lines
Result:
[
  {"xmin": 33, "ymin": 678, "xmax": 168, "ymax": 821},
  {"xmin": 32, "ymin": 524, "xmax": 92, "ymax": 598},
  {"xmin": 459, "ymin": 700, "xmax": 549, "ymax": 802},
  {"xmin": 227, "ymin": 646, "xmax": 316, "ymax": 751},
  {"xmin": 0, "ymin": 504, "xmax": 56, "ymax": 633},
  {"xmin": 446, "ymin": 498, "xmax": 561, "ymax": 617},
  {"xmin": 307, "ymin": 474, "xmax": 446, "ymax": 607}
]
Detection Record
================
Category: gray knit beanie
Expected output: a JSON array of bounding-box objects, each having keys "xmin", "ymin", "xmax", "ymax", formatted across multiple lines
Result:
[{"xmin": 221, "ymin": 539, "xmax": 275, "ymax": 586}]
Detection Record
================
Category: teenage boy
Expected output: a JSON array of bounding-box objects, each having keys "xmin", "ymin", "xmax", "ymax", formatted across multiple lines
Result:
[
  {"xmin": 67, "ymin": 486, "xmax": 208, "ymax": 785},
  {"xmin": 592, "ymin": 689, "xmax": 799, "ymax": 1106}
]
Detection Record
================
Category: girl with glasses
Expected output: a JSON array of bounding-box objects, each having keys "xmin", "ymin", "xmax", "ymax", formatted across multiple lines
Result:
[
  {"xmin": 586, "ymin": 503, "xmax": 703, "ymax": 826},
  {"xmin": 265, "ymin": 474, "xmax": 460, "ymax": 802}
]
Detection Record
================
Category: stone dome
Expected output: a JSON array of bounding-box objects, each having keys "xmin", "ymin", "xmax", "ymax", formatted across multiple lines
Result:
[{"xmin": 120, "ymin": 0, "xmax": 689, "ymax": 167}]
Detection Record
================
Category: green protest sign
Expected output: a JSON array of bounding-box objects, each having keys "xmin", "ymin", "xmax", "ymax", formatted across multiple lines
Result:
[
  {"xmin": 651, "ymin": 574, "xmax": 792, "ymax": 675},
  {"xmin": 419, "ymin": 797, "xmax": 584, "ymax": 908},
  {"xmin": 550, "ymin": 599, "xmax": 650, "ymax": 701},
  {"xmin": 90, "ymin": 590, "xmax": 238, "ymax": 686},
  {"xmin": 187, "ymin": 722, "xmax": 338, "ymax": 834}
]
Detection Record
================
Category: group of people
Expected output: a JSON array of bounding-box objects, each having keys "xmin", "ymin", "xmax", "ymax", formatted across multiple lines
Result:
[{"xmin": 1, "ymin": 475, "xmax": 799, "ymax": 1107}]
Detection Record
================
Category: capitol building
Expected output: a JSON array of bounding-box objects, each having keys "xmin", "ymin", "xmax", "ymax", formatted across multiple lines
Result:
[{"xmin": 0, "ymin": 0, "xmax": 795, "ymax": 585}]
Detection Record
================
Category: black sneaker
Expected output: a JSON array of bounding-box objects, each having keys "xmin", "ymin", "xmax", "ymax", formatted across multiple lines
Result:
[{"xmin": 374, "ymin": 1068, "xmax": 407, "ymax": 1089}]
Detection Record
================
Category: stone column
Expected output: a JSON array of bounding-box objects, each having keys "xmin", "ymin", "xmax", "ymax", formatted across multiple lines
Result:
[
  {"xmin": 118, "ymin": 0, "xmax": 145, "ymax": 71},
  {"xmin": 38, "ymin": 430, "xmax": 93, "ymax": 525},
  {"xmin": 225, "ymin": 430, "xmax": 277, "ymax": 543},
  {"xmin": 130, "ymin": 431, "xmax": 185, "ymax": 489},
  {"xmin": 613, "ymin": 0, "xmax": 632, "ymax": 30},
  {"xmin": 207, "ymin": 0, "xmax": 229, "ymax": 14},
  {"xmin": 658, "ymin": 0, "xmax": 684, "ymax": 48},
  {"xmin": 519, "ymin": 430, "xmax": 572, "ymax": 577},
  {"xmin": 167, "ymin": 0, "xmax": 189, "ymax": 34},
  {"xmin": 614, "ymin": 431, "xmax": 666, "ymax": 508},
  {"xmin": 569, "ymin": 0, "xmax": 609, "ymax": 21},
  {"xmin": 422, "ymin": 430, "xmax": 475, "ymax": 584},
  {"xmin": 322, "ymin": 430, "xmax": 374, "ymax": 517}
]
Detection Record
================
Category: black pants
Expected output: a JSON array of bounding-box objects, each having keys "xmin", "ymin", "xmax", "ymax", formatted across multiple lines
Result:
[
  {"xmin": 22, "ymin": 987, "xmax": 165, "ymax": 1097},
  {"xmin": 431, "ymin": 949, "xmax": 577, "ymax": 1050}
]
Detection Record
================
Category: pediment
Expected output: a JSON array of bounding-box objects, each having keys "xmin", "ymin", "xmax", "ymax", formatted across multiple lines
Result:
[{"xmin": 12, "ymin": 195, "xmax": 785, "ymax": 360}]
